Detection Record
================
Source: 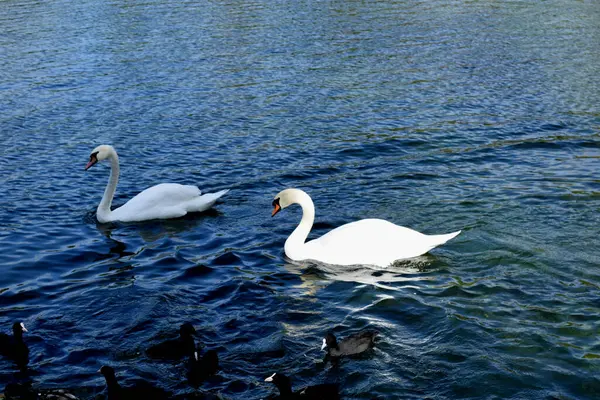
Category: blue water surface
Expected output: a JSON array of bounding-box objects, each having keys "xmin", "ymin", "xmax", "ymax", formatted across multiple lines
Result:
[{"xmin": 1, "ymin": 0, "xmax": 600, "ymax": 398}]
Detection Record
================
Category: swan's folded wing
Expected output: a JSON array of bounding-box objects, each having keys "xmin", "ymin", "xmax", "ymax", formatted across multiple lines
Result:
[
  {"xmin": 184, "ymin": 189, "xmax": 229, "ymax": 213},
  {"xmin": 110, "ymin": 183, "xmax": 201, "ymax": 221},
  {"xmin": 117, "ymin": 183, "xmax": 200, "ymax": 210},
  {"xmin": 305, "ymin": 219, "xmax": 434, "ymax": 265}
]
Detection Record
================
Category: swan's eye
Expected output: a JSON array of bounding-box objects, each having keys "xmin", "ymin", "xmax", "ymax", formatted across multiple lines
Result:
[{"xmin": 272, "ymin": 198, "xmax": 280, "ymax": 207}]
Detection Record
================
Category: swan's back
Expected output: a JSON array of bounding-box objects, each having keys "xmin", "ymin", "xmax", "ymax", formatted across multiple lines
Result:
[
  {"xmin": 305, "ymin": 219, "xmax": 459, "ymax": 267},
  {"xmin": 109, "ymin": 184, "xmax": 227, "ymax": 222},
  {"xmin": 119, "ymin": 183, "xmax": 200, "ymax": 210}
]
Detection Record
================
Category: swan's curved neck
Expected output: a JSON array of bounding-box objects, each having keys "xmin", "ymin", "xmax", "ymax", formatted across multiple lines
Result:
[
  {"xmin": 97, "ymin": 151, "xmax": 119, "ymax": 220},
  {"xmin": 284, "ymin": 190, "xmax": 315, "ymax": 260}
]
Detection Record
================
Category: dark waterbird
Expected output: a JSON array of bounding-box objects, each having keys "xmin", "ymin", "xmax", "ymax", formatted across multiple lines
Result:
[
  {"xmin": 146, "ymin": 322, "xmax": 197, "ymax": 360},
  {"xmin": 264, "ymin": 372, "xmax": 340, "ymax": 399},
  {"xmin": 3, "ymin": 382, "xmax": 80, "ymax": 400},
  {"xmin": 98, "ymin": 365, "xmax": 170, "ymax": 400},
  {"xmin": 187, "ymin": 349, "xmax": 219, "ymax": 386},
  {"xmin": 321, "ymin": 330, "xmax": 377, "ymax": 358},
  {"xmin": 0, "ymin": 322, "xmax": 29, "ymax": 369}
]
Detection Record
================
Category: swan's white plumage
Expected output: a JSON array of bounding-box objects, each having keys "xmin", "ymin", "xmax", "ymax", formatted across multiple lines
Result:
[
  {"xmin": 86, "ymin": 145, "xmax": 228, "ymax": 223},
  {"xmin": 302, "ymin": 219, "xmax": 460, "ymax": 266},
  {"xmin": 108, "ymin": 184, "xmax": 229, "ymax": 223},
  {"xmin": 273, "ymin": 188, "xmax": 460, "ymax": 268}
]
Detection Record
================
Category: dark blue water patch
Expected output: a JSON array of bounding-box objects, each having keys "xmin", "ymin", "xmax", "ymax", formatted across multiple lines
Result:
[
  {"xmin": 539, "ymin": 122, "xmax": 569, "ymax": 132},
  {"xmin": 364, "ymin": 296, "xmax": 439, "ymax": 328},
  {"xmin": 426, "ymin": 284, "xmax": 482, "ymax": 299},
  {"xmin": 310, "ymin": 220, "xmax": 340, "ymax": 232},
  {"xmin": 390, "ymin": 172, "xmax": 441, "ymax": 181},
  {"xmin": 505, "ymin": 137, "xmax": 600, "ymax": 151},
  {"xmin": 66, "ymin": 348, "xmax": 107, "ymax": 364},
  {"xmin": 175, "ymin": 264, "xmax": 215, "ymax": 282},
  {"xmin": 211, "ymin": 252, "xmax": 242, "ymax": 266},
  {"xmin": 0, "ymin": 289, "xmax": 44, "ymax": 308},
  {"xmin": 337, "ymin": 138, "xmax": 430, "ymax": 157},
  {"xmin": 142, "ymin": 253, "xmax": 196, "ymax": 271}
]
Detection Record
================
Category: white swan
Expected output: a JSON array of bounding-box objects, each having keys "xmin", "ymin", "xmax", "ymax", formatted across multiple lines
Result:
[
  {"xmin": 85, "ymin": 145, "xmax": 229, "ymax": 223},
  {"xmin": 271, "ymin": 188, "xmax": 461, "ymax": 267}
]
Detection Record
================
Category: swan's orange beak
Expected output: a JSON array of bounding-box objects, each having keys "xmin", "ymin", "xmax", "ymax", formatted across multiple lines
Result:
[
  {"xmin": 272, "ymin": 203, "xmax": 281, "ymax": 217},
  {"xmin": 85, "ymin": 155, "xmax": 98, "ymax": 171},
  {"xmin": 272, "ymin": 198, "xmax": 281, "ymax": 217}
]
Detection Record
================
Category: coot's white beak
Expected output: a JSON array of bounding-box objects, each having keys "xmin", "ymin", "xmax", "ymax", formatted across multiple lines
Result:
[
  {"xmin": 265, "ymin": 373, "xmax": 276, "ymax": 382},
  {"xmin": 20, "ymin": 323, "xmax": 27, "ymax": 332},
  {"xmin": 321, "ymin": 338, "xmax": 327, "ymax": 351},
  {"xmin": 194, "ymin": 351, "xmax": 198, "ymax": 361}
]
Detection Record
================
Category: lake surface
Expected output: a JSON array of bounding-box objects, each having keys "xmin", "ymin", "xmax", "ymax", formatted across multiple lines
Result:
[{"xmin": 1, "ymin": 0, "xmax": 600, "ymax": 398}]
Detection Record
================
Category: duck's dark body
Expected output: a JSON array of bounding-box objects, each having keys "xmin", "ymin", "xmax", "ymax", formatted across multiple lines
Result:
[
  {"xmin": 99, "ymin": 366, "xmax": 170, "ymax": 400},
  {"xmin": 4, "ymin": 383, "xmax": 80, "ymax": 400},
  {"xmin": 146, "ymin": 322, "xmax": 196, "ymax": 360},
  {"xmin": 265, "ymin": 373, "xmax": 340, "ymax": 400},
  {"xmin": 0, "ymin": 322, "xmax": 29, "ymax": 369},
  {"xmin": 324, "ymin": 330, "xmax": 377, "ymax": 358},
  {"xmin": 187, "ymin": 350, "xmax": 219, "ymax": 386}
]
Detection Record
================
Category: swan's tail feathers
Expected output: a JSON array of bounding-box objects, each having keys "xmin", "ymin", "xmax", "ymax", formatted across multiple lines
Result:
[
  {"xmin": 186, "ymin": 189, "xmax": 230, "ymax": 213},
  {"xmin": 429, "ymin": 230, "xmax": 461, "ymax": 248},
  {"xmin": 207, "ymin": 189, "xmax": 230, "ymax": 201}
]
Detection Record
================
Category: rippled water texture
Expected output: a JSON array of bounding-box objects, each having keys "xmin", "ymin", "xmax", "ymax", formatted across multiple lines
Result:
[{"xmin": 1, "ymin": 0, "xmax": 600, "ymax": 398}]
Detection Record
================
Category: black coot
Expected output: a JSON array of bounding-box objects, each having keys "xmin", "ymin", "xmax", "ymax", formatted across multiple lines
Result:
[
  {"xmin": 187, "ymin": 349, "xmax": 219, "ymax": 386},
  {"xmin": 0, "ymin": 322, "xmax": 29, "ymax": 369},
  {"xmin": 265, "ymin": 372, "xmax": 340, "ymax": 400},
  {"xmin": 4, "ymin": 382, "xmax": 81, "ymax": 399},
  {"xmin": 98, "ymin": 365, "xmax": 170, "ymax": 400},
  {"xmin": 146, "ymin": 322, "xmax": 197, "ymax": 360}
]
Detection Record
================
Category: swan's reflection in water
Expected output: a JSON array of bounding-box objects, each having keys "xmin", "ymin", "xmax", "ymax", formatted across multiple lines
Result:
[
  {"xmin": 283, "ymin": 255, "xmax": 441, "ymax": 295},
  {"xmin": 91, "ymin": 210, "xmax": 223, "ymax": 285},
  {"xmin": 95, "ymin": 208, "xmax": 221, "ymax": 244},
  {"xmin": 95, "ymin": 222, "xmax": 136, "ymax": 260},
  {"xmin": 134, "ymin": 209, "xmax": 221, "ymax": 243}
]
